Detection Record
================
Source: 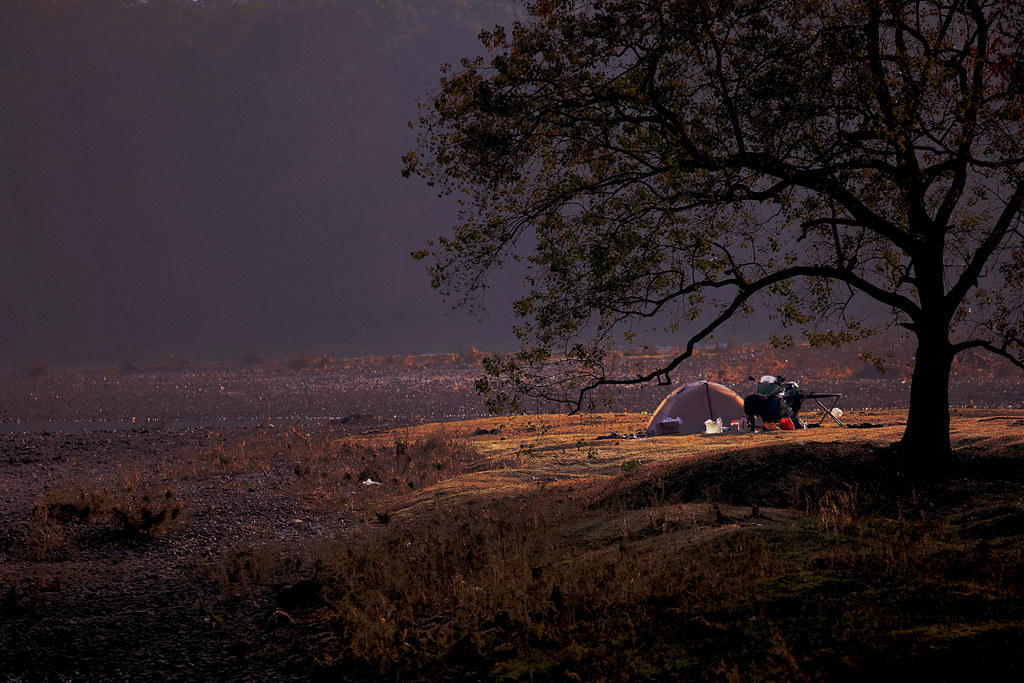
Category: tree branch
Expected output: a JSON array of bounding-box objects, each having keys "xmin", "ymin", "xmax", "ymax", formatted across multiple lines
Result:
[{"xmin": 558, "ymin": 263, "xmax": 921, "ymax": 411}]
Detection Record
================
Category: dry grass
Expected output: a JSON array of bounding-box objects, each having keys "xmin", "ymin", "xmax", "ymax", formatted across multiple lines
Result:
[
  {"xmin": 186, "ymin": 409, "xmax": 1024, "ymax": 680},
  {"xmin": 283, "ymin": 424, "xmax": 479, "ymax": 512},
  {"xmin": 26, "ymin": 476, "xmax": 184, "ymax": 558},
  {"xmin": 168, "ymin": 426, "xmax": 282, "ymax": 477},
  {"xmin": 22, "ymin": 408, "xmax": 1018, "ymax": 677}
]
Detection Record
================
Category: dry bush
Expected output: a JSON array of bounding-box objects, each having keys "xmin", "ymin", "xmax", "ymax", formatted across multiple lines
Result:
[
  {"xmin": 33, "ymin": 489, "xmax": 112, "ymax": 525},
  {"xmin": 107, "ymin": 485, "xmax": 183, "ymax": 540},
  {"xmin": 25, "ymin": 478, "xmax": 183, "ymax": 557},
  {"xmin": 286, "ymin": 426, "xmax": 478, "ymax": 508},
  {"xmin": 26, "ymin": 506, "xmax": 74, "ymax": 561},
  {"xmin": 287, "ymin": 429, "xmax": 353, "ymax": 506},
  {"xmin": 26, "ymin": 488, "xmax": 115, "ymax": 559},
  {"xmin": 199, "ymin": 541, "xmax": 303, "ymax": 598},
  {"xmin": 176, "ymin": 428, "xmax": 280, "ymax": 476},
  {"xmin": 365, "ymin": 427, "xmax": 477, "ymax": 492}
]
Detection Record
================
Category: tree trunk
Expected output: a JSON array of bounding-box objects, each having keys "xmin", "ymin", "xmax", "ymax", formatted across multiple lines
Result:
[{"xmin": 897, "ymin": 328, "xmax": 954, "ymax": 476}]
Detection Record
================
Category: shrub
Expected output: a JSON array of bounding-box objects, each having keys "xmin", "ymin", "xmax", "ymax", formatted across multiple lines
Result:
[
  {"xmin": 25, "ymin": 480, "xmax": 184, "ymax": 556},
  {"xmin": 108, "ymin": 487, "xmax": 183, "ymax": 540},
  {"xmin": 33, "ymin": 489, "xmax": 112, "ymax": 525},
  {"xmin": 26, "ymin": 506, "xmax": 73, "ymax": 561},
  {"xmin": 286, "ymin": 426, "xmax": 477, "ymax": 508},
  {"xmin": 179, "ymin": 429, "xmax": 278, "ymax": 476}
]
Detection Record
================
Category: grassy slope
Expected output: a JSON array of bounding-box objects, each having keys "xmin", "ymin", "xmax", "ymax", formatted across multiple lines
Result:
[{"xmin": 246, "ymin": 410, "xmax": 1024, "ymax": 681}]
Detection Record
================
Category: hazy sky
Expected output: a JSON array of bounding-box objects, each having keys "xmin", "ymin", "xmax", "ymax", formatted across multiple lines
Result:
[{"xmin": 0, "ymin": 0, "xmax": 521, "ymax": 366}]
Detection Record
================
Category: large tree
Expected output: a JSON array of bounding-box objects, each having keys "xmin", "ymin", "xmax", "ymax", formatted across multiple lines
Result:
[{"xmin": 405, "ymin": 0, "xmax": 1024, "ymax": 472}]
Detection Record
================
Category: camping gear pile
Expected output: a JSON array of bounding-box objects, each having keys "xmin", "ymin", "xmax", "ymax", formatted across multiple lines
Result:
[{"xmin": 742, "ymin": 375, "xmax": 806, "ymax": 430}]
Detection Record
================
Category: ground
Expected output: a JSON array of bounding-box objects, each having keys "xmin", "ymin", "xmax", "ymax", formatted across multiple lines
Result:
[{"xmin": 1, "ymin": 350, "xmax": 1023, "ymax": 680}]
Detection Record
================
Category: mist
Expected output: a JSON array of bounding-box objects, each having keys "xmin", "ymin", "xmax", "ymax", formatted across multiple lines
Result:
[{"xmin": 0, "ymin": 0, "xmax": 521, "ymax": 367}]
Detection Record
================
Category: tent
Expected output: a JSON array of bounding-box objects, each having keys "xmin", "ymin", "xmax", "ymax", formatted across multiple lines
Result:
[{"xmin": 645, "ymin": 380, "xmax": 746, "ymax": 435}]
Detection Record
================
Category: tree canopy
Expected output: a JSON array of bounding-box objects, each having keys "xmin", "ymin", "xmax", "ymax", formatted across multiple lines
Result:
[{"xmin": 406, "ymin": 0, "xmax": 1024, "ymax": 470}]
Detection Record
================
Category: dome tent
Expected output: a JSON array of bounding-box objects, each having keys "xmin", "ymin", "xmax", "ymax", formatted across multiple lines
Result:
[{"xmin": 645, "ymin": 381, "xmax": 746, "ymax": 435}]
